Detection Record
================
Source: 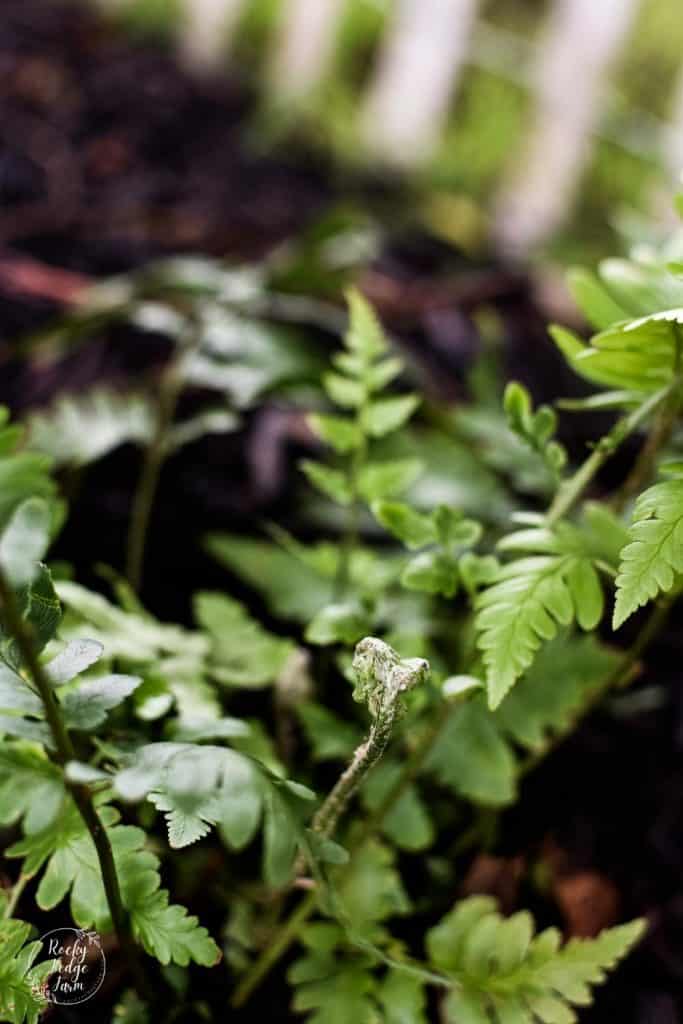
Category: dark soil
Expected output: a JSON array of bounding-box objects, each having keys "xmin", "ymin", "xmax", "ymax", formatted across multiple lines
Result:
[{"xmin": 0, "ymin": 3, "xmax": 681, "ymax": 1022}]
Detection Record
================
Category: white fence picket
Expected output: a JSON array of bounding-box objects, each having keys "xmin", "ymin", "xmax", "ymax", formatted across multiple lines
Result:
[
  {"xmin": 360, "ymin": 0, "xmax": 480, "ymax": 165},
  {"xmin": 269, "ymin": 0, "xmax": 347, "ymax": 99},
  {"xmin": 88, "ymin": 0, "xmax": 678, "ymax": 251},
  {"xmin": 664, "ymin": 69, "xmax": 683, "ymax": 186},
  {"xmin": 179, "ymin": 0, "xmax": 248, "ymax": 68},
  {"xmin": 494, "ymin": 0, "xmax": 642, "ymax": 254}
]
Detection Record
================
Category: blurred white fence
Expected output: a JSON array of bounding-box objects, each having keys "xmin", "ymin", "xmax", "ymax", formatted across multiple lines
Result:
[{"xmin": 97, "ymin": 0, "xmax": 683, "ymax": 251}]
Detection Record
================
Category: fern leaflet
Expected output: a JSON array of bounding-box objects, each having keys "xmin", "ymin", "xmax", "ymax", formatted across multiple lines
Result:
[
  {"xmin": 613, "ymin": 467, "xmax": 683, "ymax": 627},
  {"xmin": 427, "ymin": 896, "xmax": 645, "ymax": 1024}
]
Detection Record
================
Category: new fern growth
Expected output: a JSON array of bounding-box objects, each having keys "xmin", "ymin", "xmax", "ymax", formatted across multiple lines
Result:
[
  {"xmin": 301, "ymin": 287, "xmax": 421, "ymax": 600},
  {"xmin": 309, "ymin": 637, "xmax": 429, "ymax": 842}
]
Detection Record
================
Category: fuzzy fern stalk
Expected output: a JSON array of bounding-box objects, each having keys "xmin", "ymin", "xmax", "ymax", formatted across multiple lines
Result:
[
  {"xmin": 236, "ymin": 638, "xmax": 429, "ymax": 1008},
  {"xmin": 310, "ymin": 638, "xmax": 429, "ymax": 841}
]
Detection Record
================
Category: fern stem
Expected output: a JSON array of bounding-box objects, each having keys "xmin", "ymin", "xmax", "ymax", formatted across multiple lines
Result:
[
  {"xmin": 546, "ymin": 385, "xmax": 672, "ymax": 526},
  {"xmin": 334, "ymin": 439, "xmax": 366, "ymax": 597},
  {"xmin": 233, "ymin": 688, "xmax": 459, "ymax": 1008},
  {"xmin": 0, "ymin": 569, "xmax": 148, "ymax": 993},
  {"xmin": 231, "ymin": 891, "xmax": 316, "ymax": 1008},
  {"xmin": 354, "ymin": 698, "xmax": 453, "ymax": 844},
  {"xmin": 3, "ymin": 874, "xmax": 28, "ymax": 919},
  {"xmin": 125, "ymin": 354, "xmax": 185, "ymax": 592},
  {"xmin": 310, "ymin": 693, "xmax": 401, "ymax": 840}
]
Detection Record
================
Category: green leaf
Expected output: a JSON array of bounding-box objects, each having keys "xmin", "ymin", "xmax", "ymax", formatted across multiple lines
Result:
[
  {"xmin": 111, "ymin": 742, "xmax": 312, "ymax": 887},
  {"xmin": 0, "ymin": 717, "xmax": 51, "ymax": 745},
  {"xmin": 59, "ymin": 674, "xmax": 141, "ymax": 730},
  {"xmin": 0, "ymin": 743, "xmax": 64, "ymax": 833},
  {"xmin": 7, "ymin": 798, "xmax": 220, "ymax": 967},
  {"xmin": 166, "ymin": 407, "xmax": 238, "ymax": 453},
  {"xmin": 401, "ymin": 550, "xmax": 458, "ymax": 597},
  {"xmin": 194, "ymin": 591, "xmax": 292, "ymax": 688},
  {"xmin": 186, "ymin": 307, "xmax": 324, "ymax": 408},
  {"xmin": 361, "ymin": 395, "xmax": 420, "ymax": 438},
  {"xmin": 495, "ymin": 634, "xmax": 619, "ymax": 751},
  {"xmin": 0, "ymin": 663, "xmax": 43, "ymax": 716},
  {"xmin": 46, "ymin": 638, "xmax": 104, "ymax": 684},
  {"xmin": 345, "ymin": 288, "xmax": 387, "ymax": 359},
  {"xmin": 429, "ymin": 897, "xmax": 645, "ymax": 1024},
  {"xmin": 566, "ymin": 559, "xmax": 604, "ymax": 630},
  {"xmin": 0, "ymin": 499, "xmax": 51, "ymax": 587},
  {"xmin": 170, "ymin": 716, "xmax": 250, "ymax": 743},
  {"xmin": 323, "ymin": 371, "xmax": 366, "ymax": 408},
  {"xmin": 26, "ymin": 389, "xmax": 154, "ymax": 468},
  {"xmin": 263, "ymin": 786, "xmax": 300, "ymax": 887},
  {"xmin": 125, "ymin": 883, "xmax": 220, "ymax": 968},
  {"xmin": 336, "ymin": 838, "xmax": 410, "ymax": 933},
  {"xmin": 459, "ymin": 553, "xmax": 500, "ymax": 595},
  {"xmin": 308, "ymin": 414, "xmax": 363, "ymax": 453},
  {"xmin": 300, "ymin": 461, "xmax": 353, "ymax": 504},
  {"xmin": 0, "ymin": 919, "xmax": 56, "ymax": 1024},
  {"xmin": 372, "ymin": 501, "xmax": 438, "ymax": 549},
  {"xmin": 305, "ymin": 832, "xmax": 349, "ymax": 866},
  {"xmin": 378, "ymin": 970, "xmax": 428, "ymax": 1024},
  {"xmin": 598, "ymin": 258, "xmax": 683, "ymax": 316},
  {"xmin": 613, "ymin": 475, "xmax": 683, "ymax": 628},
  {"xmin": 55, "ymin": 580, "xmax": 207, "ymax": 664},
  {"xmin": 566, "ymin": 267, "xmax": 629, "ymax": 330},
  {"xmin": 366, "ymin": 356, "xmax": 404, "ymax": 392},
  {"xmin": 7, "ymin": 801, "xmax": 124, "ymax": 919},
  {"xmin": 443, "ymin": 988, "xmax": 492, "ymax": 1024},
  {"xmin": 549, "ymin": 317, "xmax": 678, "ymax": 394},
  {"xmin": 206, "ymin": 535, "xmax": 335, "ymax": 622},
  {"xmin": 305, "ymin": 602, "xmax": 367, "ymax": 645},
  {"xmin": 427, "ymin": 896, "xmax": 498, "ymax": 972},
  {"xmin": 1, "ymin": 566, "xmax": 61, "ymax": 672},
  {"xmin": 433, "ymin": 507, "xmax": 483, "ymax": 548},
  {"xmin": 357, "ymin": 458, "xmax": 422, "ymax": 501},
  {"xmin": 296, "ymin": 702, "xmax": 361, "ymax": 761},
  {"xmin": 442, "ymin": 675, "xmax": 484, "ymax": 701},
  {"xmin": 425, "ymin": 697, "xmax": 517, "ymax": 806},
  {"xmin": 502, "ymin": 383, "xmax": 566, "ymax": 475},
  {"xmin": 291, "ymin": 959, "xmax": 377, "ymax": 1024},
  {"xmin": 579, "ymin": 501, "xmax": 630, "ymax": 569},
  {"xmin": 503, "ymin": 381, "xmax": 532, "ymax": 435},
  {"xmin": 113, "ymin": 743, "xmax": 262, "ymax": 849},
  {"xmin": 361, "ymin": 759, "xmax": 434, "ymax": 851},
  {"xmin": 475, "ymin": 544, "xmax": 605, "ymax": 708},
  {"xmin": 0, "ymin": 423, "xmax": 56, "ymax": 534}
]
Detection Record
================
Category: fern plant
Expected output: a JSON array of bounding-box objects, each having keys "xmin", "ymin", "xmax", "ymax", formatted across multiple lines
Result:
[
  {"xmin": 613, "ymin": 461, "xmax": 683, "ymax": 627},
  {"xmin": 427, "ymin": 897, "xmax": 644, "ymax": 1024},
  {"xmin": 9, "ymin": 208, "xmax": 683, "ymax": 1020}
]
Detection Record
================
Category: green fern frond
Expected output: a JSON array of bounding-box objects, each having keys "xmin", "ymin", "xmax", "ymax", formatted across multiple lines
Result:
[
  {"xmin": 7, "ymin": 801, "xmax": 220, "ymax": 967},
  {"xmin": 0, "ymin": 919, "xmax": 56, "ymax": 1024},
  {"xmin": 613, "ymin": 469, "xmax": 683, "ymax": 628},
  {"xmin": 302, "ymin": 289, "xmax": 421, "ymax": 511},
  {"xmin": 475, "ymin": 550, "xmax": 604, "ymax": 709},
  {"xmin": 427, "ymin": 896, "xmax": 645, "ymax": 1024}
]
